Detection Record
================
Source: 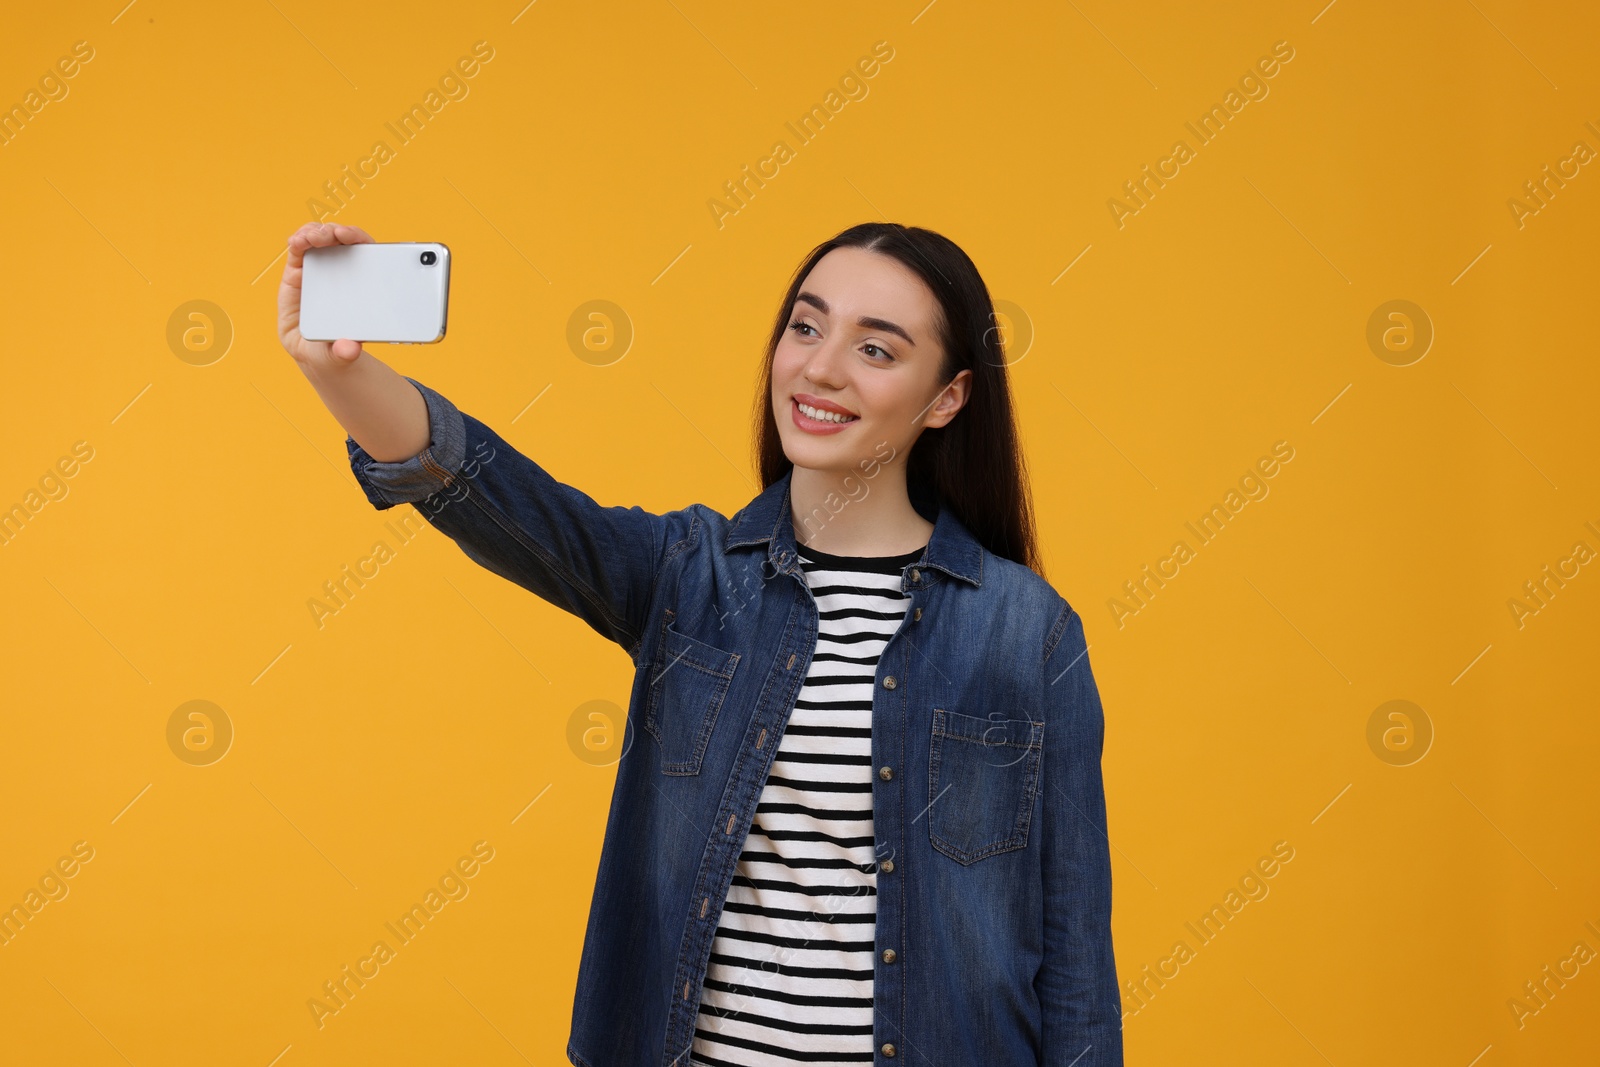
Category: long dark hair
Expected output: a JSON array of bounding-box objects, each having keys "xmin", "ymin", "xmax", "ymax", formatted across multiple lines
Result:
[{"xmin": 752, "ymin": 221, "xmax": 1042, "ymax": 577}]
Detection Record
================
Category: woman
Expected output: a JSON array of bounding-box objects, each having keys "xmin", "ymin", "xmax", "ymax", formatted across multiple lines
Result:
[{"xmin": 278, "ymin": 220, "xmax": 1123, "ymax": 1065}]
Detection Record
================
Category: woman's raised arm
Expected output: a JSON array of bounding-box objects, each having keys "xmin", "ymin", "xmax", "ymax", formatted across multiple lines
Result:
[{"xmin": 278, "ymin": 222, "xmax": 686, "ymax": 662}]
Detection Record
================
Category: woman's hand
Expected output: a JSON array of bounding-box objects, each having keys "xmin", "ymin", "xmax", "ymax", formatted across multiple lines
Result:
[
  {"xmin": 273, "ymin": 220, "xmax": 431, "ymax": 462},
  {"xmin": 277, "ymin": 221, "xmax": 374, "ymax": 373}
]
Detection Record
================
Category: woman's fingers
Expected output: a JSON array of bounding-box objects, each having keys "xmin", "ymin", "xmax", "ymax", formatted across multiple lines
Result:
[
  {"xmin": 331, "ymin": 223, "xmax": 374, "ymax": 245},
  {"xmin": 288, "ymin": 221, "xmax": 372, "ymax": 249},
  {"xmin": 286, "ymin": 221, "xmax": 374, "ymax": 272},
  {"xmin": 329, "ymin": 338, "xmax": 364, "ymax": 363},
  {"xmin": 286, "ymin": 222, "xmax": 327, "ymax": 268},
  {"xmin": 277, "ymin": 222, "xmax": 372, "ymax": 369},
  {"xmin": 292, "ymin": 221, "xmax": 335, "ymax": 249}
]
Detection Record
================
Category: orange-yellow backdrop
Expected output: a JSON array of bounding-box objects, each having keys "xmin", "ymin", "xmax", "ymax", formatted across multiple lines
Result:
[{"xmin": 2, "ymin": 1, "xmax": 1596, "ymax": 1064}]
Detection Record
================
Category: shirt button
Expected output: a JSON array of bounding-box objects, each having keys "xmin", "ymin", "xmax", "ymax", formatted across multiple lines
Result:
[
  {"xmin": 880, "ymin": 859, "xmax": 894, "ymax": 874},
  {"xmin": 878, "ymin": 766, "xmax": 893, "ymax": 781},
  {"xmin": 911, "ymin": 568, "xmax": 920, "ymax": 582},
  {"xmin": 882, "ymin": 1043, "xmax": 896, "ymax": 1057},
  {"xmin": 881, "ymin": 948, "xmax": 896, "ymax": 963},
  {"xmin": 883, "ymin": 676, "xmax": 896, "ymax": 690},
  {"xmin": 913, "ymin": 607, "xmax": 922, "ymax": 622}
]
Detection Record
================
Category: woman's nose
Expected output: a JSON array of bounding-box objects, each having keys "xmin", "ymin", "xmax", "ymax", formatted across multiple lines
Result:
[{"xmin": 803, "ymin": 340, "xmax": 847, "ymax": 387}]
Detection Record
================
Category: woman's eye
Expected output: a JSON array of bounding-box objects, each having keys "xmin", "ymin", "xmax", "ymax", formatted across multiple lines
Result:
[{"xmin": 787, "ymin": 320, "xmax": 892, "ymax": 362}]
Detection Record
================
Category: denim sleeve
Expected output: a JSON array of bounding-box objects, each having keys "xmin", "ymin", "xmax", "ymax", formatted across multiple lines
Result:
[
  {"xmin": 345, "ymin": 376, "xmax": 683, "ymax": 663},
  {"xmin": 1035, "ymin": 601, "xmax": 1123, "ymax": 1065}
]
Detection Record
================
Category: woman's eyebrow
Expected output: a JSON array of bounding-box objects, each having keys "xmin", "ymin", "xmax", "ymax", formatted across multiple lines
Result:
[{"xmin": 795, "ymin": 291, "xmax": 917, "ymax": 346}]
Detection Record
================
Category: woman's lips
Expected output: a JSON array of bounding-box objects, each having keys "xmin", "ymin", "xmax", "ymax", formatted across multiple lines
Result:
[{"xmin": 791, "ymin": 397, "xmax": 856, "ymax": 435}]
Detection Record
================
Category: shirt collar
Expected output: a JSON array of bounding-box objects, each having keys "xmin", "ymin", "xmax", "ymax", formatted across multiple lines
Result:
[{"xmin": 723, "ymin": 467, "xmax": 984, "ymax": 587}]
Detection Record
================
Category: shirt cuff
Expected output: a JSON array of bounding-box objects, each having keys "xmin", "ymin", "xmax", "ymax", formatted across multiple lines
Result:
[{"xmin": 345, "ymin": 376, "xmax": 468, "ymax": 510}]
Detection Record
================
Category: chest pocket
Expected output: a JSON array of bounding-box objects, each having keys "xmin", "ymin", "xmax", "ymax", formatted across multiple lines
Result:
[
  {"xmin": 928, "ymin": 708, "xmax": 1044, "ymax": 865},
  {"xmin": 642, "ymin": 611, "xmax": 741, "ymax": 776}
]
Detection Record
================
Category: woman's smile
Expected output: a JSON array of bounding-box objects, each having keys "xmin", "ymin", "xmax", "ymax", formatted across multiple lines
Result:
[{"xmin": 791, "ymin": 394, "xmax": 860, "ymax": 434}]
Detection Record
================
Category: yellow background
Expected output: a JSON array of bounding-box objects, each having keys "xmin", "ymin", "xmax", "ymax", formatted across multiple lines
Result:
[{"xmin": 2, "ymin": 1, "xmax": 1596, "ymax": 1063}]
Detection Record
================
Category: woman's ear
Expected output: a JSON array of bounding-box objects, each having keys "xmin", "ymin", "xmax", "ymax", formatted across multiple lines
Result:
[{"xmin": 924, "ymin": 369, "xmax": 972, "ymax": 429}]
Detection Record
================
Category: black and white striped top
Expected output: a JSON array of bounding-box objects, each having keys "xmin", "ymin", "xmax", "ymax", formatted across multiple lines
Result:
[{"xmin": 690, "ymin": 539, "xmax": 926, "ymax": 1067}]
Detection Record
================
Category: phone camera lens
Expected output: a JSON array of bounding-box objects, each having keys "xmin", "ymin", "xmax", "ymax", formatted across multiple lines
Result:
[{"xmin": 420, "ymin": 250, "xmax": 437, "ymax": 265}]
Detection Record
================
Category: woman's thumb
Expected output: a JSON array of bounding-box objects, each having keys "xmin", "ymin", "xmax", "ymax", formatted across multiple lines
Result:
[{"xmin": 330, "ymin": 338, "xmax": 364, "ymax": 363}]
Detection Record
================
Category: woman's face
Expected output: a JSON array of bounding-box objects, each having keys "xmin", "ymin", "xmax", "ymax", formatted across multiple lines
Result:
[{"xmin": 771, "ymin": 246, "xmax": 970, "ymax": 476}]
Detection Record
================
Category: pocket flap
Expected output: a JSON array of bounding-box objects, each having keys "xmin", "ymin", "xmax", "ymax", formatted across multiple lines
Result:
[
  {"xmin": 659, "ymin": 621, "xmax": 740, "ymax": 680},
  {"xmin": 933, "ymin": 708, "xmax": 1042, "ymax": 749}
]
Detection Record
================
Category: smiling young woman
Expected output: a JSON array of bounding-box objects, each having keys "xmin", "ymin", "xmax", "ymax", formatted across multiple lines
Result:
[{"xmin": 279, "ymin": 220, "xmax": 1123, "ymax": 1066}]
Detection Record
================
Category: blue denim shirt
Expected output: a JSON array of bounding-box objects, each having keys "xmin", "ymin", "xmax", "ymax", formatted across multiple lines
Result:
[{"xmin": 346, "ymin": 377, "xmax": 1122, "ymax": 1066}]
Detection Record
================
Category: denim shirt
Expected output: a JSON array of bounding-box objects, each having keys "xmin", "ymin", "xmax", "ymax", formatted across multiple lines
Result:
[{"xmin": 346, "ymin": 377, "xmax": 1123, "ymax": 1066}]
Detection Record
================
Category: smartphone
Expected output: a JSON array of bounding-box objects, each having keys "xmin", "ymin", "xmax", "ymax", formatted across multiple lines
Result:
[{"xmin": 300, "ymin": 242, "xmax": 451, "ymax": 344}]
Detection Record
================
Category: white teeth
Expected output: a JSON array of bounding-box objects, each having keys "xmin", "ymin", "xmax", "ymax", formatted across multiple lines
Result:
[{"xmin": 797, "ymin": 401, "xmax": 857, "ymax": 424}]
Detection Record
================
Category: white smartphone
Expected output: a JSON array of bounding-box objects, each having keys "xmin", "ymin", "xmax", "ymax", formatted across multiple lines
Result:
[{"xmin": 300, "ymin": 242, "xmax": 451, "ymax": 344}]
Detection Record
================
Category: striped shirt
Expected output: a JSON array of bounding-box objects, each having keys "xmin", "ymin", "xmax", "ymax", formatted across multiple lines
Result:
[{"xmin": 689, "ymin": 539, "xmax": 926, "ymax": 1067}]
